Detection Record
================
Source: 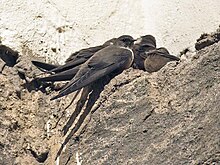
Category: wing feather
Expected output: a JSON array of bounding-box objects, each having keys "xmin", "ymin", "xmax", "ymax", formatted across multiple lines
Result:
[{"xmin": 51, "ymin": 46, "xmax": 132, "ymax": 100}]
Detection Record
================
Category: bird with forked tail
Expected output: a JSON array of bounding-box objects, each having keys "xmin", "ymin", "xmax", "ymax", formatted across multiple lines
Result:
[
  {"xmin": 31, "ymin": 37, "xmax": 126, "ymax": 82},
  {"xmin": 50, "ymin": 35, "xmax": 136, "ymax": 100}
]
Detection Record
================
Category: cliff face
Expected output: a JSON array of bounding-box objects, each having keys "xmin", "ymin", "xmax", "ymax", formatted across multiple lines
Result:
[{"xmin": 0, "ymin": 31, "xmax": 219, "ymax": 165}]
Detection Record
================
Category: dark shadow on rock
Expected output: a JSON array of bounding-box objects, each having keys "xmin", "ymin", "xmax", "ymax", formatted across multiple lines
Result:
[
  {"xmin": 19, "ymin": 73, "xmax": 51, "ymax": 93},
  {"xmin": 27, "ymin": 149, "xmax": 49, "ymax": 163},
  {"xmin": 20, "ymin": 71, "xmax": 67, "ymax": 94}
]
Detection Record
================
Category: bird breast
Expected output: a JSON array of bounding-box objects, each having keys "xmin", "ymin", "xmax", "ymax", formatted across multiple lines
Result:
[{"xmin": 120, "ymin": 47, "xmax": 134, "ymax": 69}]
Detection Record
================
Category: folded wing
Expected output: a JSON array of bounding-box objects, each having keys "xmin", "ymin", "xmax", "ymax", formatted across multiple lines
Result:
[{"xmin": 51, "ymin": 46, "xmax": 133, "ymax": 100}]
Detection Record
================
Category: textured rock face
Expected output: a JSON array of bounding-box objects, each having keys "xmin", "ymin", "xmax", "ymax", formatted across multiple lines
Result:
[{"xmin": 61, "ymin": 42, "xmax": 219, "ymax": 165}]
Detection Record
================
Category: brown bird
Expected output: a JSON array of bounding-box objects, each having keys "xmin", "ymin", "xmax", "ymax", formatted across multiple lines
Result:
[
  {"xmin": 32, "ymin": 38, "xmax": 117, "ymax": 74},
  {"xmin": 143, "ymin": 47, "xmax": 180, "ymax": 73},
  {"xmin": 33, "ymin": 36, "xmax": 132, "ymax": 82},
  {"xmin": 50, "ymin": 35, "xmax": 135, "ymax": 100},
  {"xmin": 32, "ymin": 37, "xmax": 130, "ymax": 83},
  {"xmin": 132, "ymin": 35, "xmax": 156, "ymax": 70}
]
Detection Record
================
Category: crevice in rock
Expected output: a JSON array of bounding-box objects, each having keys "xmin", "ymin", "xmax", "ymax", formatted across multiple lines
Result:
[
  {"xmin": 199, "ymin": 153, "xmax": 220, "ymax": 164},
  {"xmin": 180, "ymin": 48, "xmax": 190, "ymax": 56},
  {"xmin": 0, "ymin": 142, "xmax": 4, "ymax": 149},
  {"xmin": 28, "ymin": 149, "xmax": 49, "ymax": 163},
  {"xmin": 143, "ymin": 108, "xmax": 155, "ymax": 122}
]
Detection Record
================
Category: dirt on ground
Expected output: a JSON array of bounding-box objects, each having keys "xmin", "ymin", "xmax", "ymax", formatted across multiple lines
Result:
[{"xmin": 0, "ymin": 28, "xmax": 220, "ymax": 165}]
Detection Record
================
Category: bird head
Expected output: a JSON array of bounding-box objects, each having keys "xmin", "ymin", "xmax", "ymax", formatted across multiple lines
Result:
[
  {"xmin": 135, "ymin": 35, "xmax": 156, "ymax": 48},
  {"xmin": 117, "ymin": 35, "xmax": 136, "ymax": 47}
]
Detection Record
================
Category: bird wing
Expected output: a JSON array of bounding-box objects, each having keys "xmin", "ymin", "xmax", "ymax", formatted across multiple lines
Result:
[
  {"xmin": 65, "ymin": 45, "xmax": 105, "ymax": 63},
  {"xmin": 51, "ymin": 46, "xmax": 133, "ymax": 100},
  {"xmin": 50, "ymin": 45, "xmax": 105, "ymax": 73},
  {"xmin": 156, "ymin": 52, "xmax": 180, "ymax": 61},
  {"xmin": 141, "ymin": 49, "xmax": 180, "ymax": 61}
]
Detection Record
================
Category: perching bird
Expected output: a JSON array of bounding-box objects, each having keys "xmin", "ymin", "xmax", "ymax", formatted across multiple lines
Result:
[
  {"xmin": 32, "ymin": 38, "xmax": 117, "ymax": 74},
  {"xmin": 31, "ymin": 37, "xmax": 129, "ymax": 83},
  {"xmin": 143, "ymin": 47, "xmax": 180, "ymax": 73},
  {"xmin": 50, "ymin": 35, "xmax": 136, "ymax": 100},
  {"xmin": 132, "ymin": 35, "xmax": 156, "ymax": 70},
  {"xmin": 32, "ymin": 36, "xmax": 133, "ymax": 82}
]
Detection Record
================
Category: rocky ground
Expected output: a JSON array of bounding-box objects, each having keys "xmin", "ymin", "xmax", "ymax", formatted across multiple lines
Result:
[{"xmin": 0, "ymin": 28, "xmax": 220, "ymax": 165}]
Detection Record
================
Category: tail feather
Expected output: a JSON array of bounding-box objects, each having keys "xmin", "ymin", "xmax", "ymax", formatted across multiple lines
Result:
[
  {"xmin": 50, "ymin": 58, "xmax": 86, "ymax": 73},
  {"xmin": 32, "ymin": 60, "xmax": 58, "ymax": 72}
]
